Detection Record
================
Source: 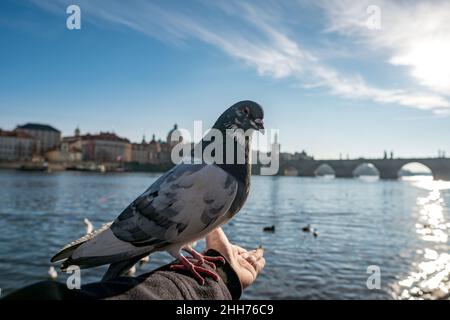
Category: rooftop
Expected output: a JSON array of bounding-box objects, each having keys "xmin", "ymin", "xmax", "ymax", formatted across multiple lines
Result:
[
  {"xmin": 17, "ymin": 123, "xmax": 61, "ymax": 133},
  {"xmin": 0, "ymin": 129, "xmax": 34, "ymax": 139},
  {"xmin": 64, "ymin": 132, "xmax": 130, "ymax": 143}
]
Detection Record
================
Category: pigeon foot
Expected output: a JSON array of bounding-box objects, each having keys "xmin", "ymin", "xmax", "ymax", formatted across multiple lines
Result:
[
  {"xmin": 170, "ymin": 254, "xmax": 221, "ymax": 285},
  {"xmin": 183, "ymin": 247, "xmax": 226, "ymax": 270}
]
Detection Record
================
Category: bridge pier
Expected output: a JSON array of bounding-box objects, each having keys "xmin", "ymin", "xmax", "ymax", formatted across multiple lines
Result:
[
  {"xmin": 334, "ymin": 168, "xmax": 356, "ymax": 178},
  {"xmin": 325, "ymin": 160, "xmax": 359, "ymax": 178},
  {"xmin": 279, "ymin": 158, "xmax": 450, "ymax": 181},
  {"xmin": 378, "ymin": 171, "xmax": 399, "ymax": 180},
  {"xmin": 431, "ymin": 169, "xmax": 450, "ymax": 181}
]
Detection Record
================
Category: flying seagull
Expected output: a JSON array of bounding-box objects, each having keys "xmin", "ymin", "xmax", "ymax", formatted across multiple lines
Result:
[{"xmin": 51, "ymin": 100, "xmax": 265, "ymax": 284}]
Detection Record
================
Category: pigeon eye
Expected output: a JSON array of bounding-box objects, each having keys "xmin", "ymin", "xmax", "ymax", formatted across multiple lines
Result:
[{"xmin": 242, "ymin": 107, "xmax": 249, "ymax": 115}]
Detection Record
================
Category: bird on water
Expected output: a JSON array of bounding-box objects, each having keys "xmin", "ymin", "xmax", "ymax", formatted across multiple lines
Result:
[
  {"xmin": 263, "ymin": 225, "xmax": 275, "ymax": 232},
  {"xmin": 51, "ymin": 101, "xmax": 265, "ymax": 285}
]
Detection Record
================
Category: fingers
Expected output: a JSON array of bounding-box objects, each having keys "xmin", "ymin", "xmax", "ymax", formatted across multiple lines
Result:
[
  {"xmin": 241, "ymin": 247, "xmax": 263, "ymax": 259},
  {"xmin": 246, "ymin": 257, "xmax": 265, "ymax": 275},
  {"xmin": 234, "ymin": 245, "xmax": 248, "ymax": 255},
  {"xmin": 245, "ymin": 247, "xmax": 265, "ymax": 274},
  {"xmin": 255, "ymin": 256, "xmax": 265, "ymax": 273},
  {"xmin": 253, "ymin": 247, "xmax": 264, "ymax": 259}
]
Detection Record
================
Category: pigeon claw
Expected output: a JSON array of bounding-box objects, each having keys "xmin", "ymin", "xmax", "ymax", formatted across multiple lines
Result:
[
  {"xmin": 184, "ymin": 247, "xmax": 226, "ymax": 269},
  {"xmin": 175, "ymin": 248, "xmax": 226, "ymax": 284},
  {"xmin": 187, "ymin": 257, "xmax": 217, "ymax": 270},
  {"xmin": 170, "ymin": 262, "xmax": 221, "ymax": 285}
]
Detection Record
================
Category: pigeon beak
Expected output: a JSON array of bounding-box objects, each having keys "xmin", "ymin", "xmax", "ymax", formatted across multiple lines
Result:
[{"xmin": 254, "ymin": 118, "xmax": 265, "ymax": 134}]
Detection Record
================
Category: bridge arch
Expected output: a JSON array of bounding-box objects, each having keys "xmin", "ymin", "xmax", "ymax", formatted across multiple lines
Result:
[
  {"xmin": 398, "ymin": 162, "xmax": 433, "ymax": 180},
  {"xmin": 280, "ymin": 158, "xmax": 450, "ymax": 180},
  {"xmin": 353, "ymin": 162, "xmax": 380, "ymax": 179},
  {"xmin": 314, "ymin": 163, "xmax": 335, "ymax": 177}
]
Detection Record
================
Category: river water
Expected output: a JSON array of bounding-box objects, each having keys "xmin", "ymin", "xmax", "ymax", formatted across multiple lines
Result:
[{"xmin": 0, "ymin": 170, "xmax": 449, "ymax": 299}]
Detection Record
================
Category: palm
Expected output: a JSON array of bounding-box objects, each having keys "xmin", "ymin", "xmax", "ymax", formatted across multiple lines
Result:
[{"xmin": 205, "ymin": 228, "xmax": 265, "ymax": 289}]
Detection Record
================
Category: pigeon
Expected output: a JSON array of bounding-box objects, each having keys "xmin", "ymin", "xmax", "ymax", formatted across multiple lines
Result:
[
  {"xmin": 84, "ymin": 218, "xmax": 94, "ymax": 235},
  {"xmin": 51, "ymin": 100, "xmax": 264, "ymax": 284}
]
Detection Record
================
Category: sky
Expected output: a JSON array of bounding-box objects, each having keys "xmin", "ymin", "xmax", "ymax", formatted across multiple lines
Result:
[{"xmin": 0, "ymin": 0, "xmax": 449, "ymax": 159}]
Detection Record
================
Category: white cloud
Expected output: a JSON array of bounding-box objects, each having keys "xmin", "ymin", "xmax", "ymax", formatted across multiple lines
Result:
[
  {"xmin": 320, "ymin": 0, "xmax": 450, "ymax": 95},
  {"xmin": 33, "ymin": 0, "xmax": 450, "ymax": 113},
  {"xmin": 204, "ymin": 1, "xmax": 450, "ymax": 113}
]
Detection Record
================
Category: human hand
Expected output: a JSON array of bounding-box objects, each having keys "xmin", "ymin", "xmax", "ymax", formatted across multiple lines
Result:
[{"xmin": 205, "ymin": 227, "xmax": 265, "ymax": 289}]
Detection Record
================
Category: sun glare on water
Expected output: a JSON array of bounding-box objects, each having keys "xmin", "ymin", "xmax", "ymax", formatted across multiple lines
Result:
[{"xmin": 394, "ymin": 177, "xmax": 450, "ymax": 299}]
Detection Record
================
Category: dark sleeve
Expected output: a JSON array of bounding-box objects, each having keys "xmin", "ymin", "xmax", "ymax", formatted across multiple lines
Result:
[{"xmin": 3, "ymin": 249, "xmax": 242, "ymax": 300}]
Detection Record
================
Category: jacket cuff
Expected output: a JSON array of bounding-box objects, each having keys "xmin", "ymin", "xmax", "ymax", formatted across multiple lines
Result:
[{"xmin": 203, "ymin": 249, "xmax": 242, "ymax": 299}]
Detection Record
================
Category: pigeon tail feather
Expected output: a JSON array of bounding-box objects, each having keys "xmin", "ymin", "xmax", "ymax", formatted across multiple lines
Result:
[
  {"xmin": 51, "ymin": 242, "xmax": 84, "ymax": 263},
  {"xmin": 51, "ymin": 222, "xmax": 113, "ymax": 263},
  {"xmin": 101, "ymin": 253, "xmax": 149, "ymax": 282}
]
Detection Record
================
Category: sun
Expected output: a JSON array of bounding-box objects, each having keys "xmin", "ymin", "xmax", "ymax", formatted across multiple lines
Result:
[{"xmin": 391, "ymin": 38, "xmax": 450, "ymax": 93}]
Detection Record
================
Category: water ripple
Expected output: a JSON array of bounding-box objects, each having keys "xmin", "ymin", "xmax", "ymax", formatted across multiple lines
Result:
[{"xmin": 0, "ymin": 171, "xmax": 449, "ymax": 299}]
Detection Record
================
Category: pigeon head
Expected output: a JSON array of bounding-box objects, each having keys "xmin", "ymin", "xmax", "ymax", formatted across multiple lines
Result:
[{"xmin": 213, "ymin": 100, "xmax": 264, "ymax": 133}]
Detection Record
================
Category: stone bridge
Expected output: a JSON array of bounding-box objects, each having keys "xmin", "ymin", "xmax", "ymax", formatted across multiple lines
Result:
[{"xmin": 279, "ymin": 158, "xmax": 450, "ymax": 180}]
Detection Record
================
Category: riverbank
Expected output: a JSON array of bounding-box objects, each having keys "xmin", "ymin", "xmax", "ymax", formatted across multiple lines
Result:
[{"xmin": 0, "ymin": 161, "xmax": 174, "ymax": 173}]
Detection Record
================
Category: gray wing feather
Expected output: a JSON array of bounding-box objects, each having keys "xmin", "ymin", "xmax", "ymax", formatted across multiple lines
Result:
[{"xmin": 110, "ymin": 163, "xmax": 238, "ymax": 247}]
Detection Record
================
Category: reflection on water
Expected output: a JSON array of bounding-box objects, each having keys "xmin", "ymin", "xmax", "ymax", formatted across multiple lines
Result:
[
  {"xmin": 0, "ymin": 171, "xmax": 449, "ymax": 299},
  {"xmin": 357, "ymin": 175, "xmax": 379, "ymax": 182},
  {"xmin": 393, "ymin": 176, "xmax": 450, "ymax": 299}
]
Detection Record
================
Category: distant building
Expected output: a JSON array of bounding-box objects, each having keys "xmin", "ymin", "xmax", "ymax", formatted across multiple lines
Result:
[
  {"xmin": 262, "ymin": 134, "xmax": 312, "ymax": 165},
  {"xmin": 63, "ymin": 131, "xmax": 130, "ymax": 162},
  {"xmin": 274, "ymin": 132, "xmax": 280, "ymax": 151},
  {"xmin": 129, "ymin": 135, "xmax": 155, "ymax": 164},
  {"xmin": 129, "ymin": 125, "xmax": 186, "ymax": 165},
  {"xmin": 43, "ymin": 124, "xmax": 186, "ymax": 164},
  {"xmin": 84, "ymin": 132, "xmax": 129, "ymax": 162},
  {"xmin": 136, "ymin": 124, "xmax": 183, "ymax": 165},
  {"xmin": 45, "ymin": 143, "xmax": 82, "ymax": 162},
  {"xmin": 0, "ymin": 129, "xmax": 35, "ymax": 161},
  {"xmin": 131, "ymin": 142, "xmax": 149, "ymax": 164},
  {"xmin": 148, "ymin": 134, "xmax": 161, "ymax": 164},
  {"xmin": 157, "ymin": 124, "xmax": 183, "ymax": 164},
  {"xmin": 280, "ymin": 150, "xmax": 313, "ymax": 161},
  {"xmin": 16, "ymin": 123, "xmax": 61, "ymax": 154},
  {"xmin": 166, "ymin": 124, "xmax": 181, "ymax": 147}
]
